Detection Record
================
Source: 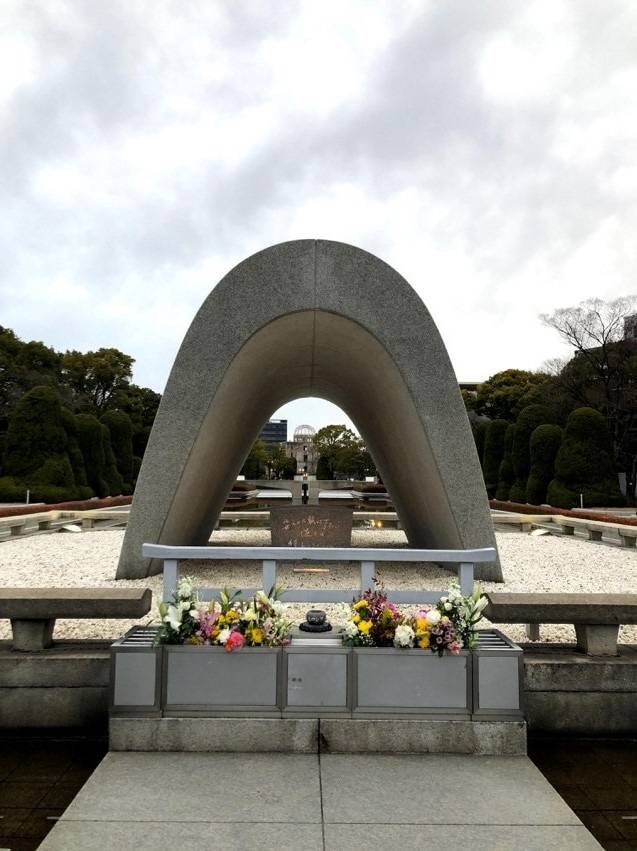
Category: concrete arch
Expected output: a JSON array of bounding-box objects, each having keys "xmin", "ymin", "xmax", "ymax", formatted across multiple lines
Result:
[{"xmin": 118, "ymin": 239, "xmax": 501, "ymax": 580}]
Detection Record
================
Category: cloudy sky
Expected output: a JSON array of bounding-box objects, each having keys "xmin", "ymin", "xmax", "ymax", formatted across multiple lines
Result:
[{"xmin": 2, "ymin": 1, "xmax": 636, "ymax": 435}]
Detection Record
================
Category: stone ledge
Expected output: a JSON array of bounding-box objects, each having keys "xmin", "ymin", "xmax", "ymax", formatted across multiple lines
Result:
[
  {"xmin": 523, "ymin": 645, "xmax": 637, "ymax": 692},
  {"xmin": 109, "ymin": 717, "xmax": 526, "ymax": 755},
  {"xmin": 0, "ymin": 686, "xmax": 108, "ymax": 728},
  {"xmin": 0, "ymin": 640, "xmax": 110, "ymax": 687},
  {"xmin": 526, "ymin": 691, "xmax": 637, "ymax": 734},
  {"xmin": 320, "ymin": 718, "xmax": 526, "ymax": 755}
]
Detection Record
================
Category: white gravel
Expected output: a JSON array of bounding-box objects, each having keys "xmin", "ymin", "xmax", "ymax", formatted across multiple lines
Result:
[{"xmin": 0, "ymin": 527, "xmax": 635, "ymax": 645}]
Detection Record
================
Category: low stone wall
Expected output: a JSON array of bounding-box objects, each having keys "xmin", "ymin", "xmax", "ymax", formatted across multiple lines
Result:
[{"xmin": 2, "ymin": 642, "xmax": 637, "ymax": 735}]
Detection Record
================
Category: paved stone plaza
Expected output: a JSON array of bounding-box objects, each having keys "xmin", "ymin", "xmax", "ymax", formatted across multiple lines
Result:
[{"xmin": 39, "ymin": 751, "xmax": 602, "ymax": 850}]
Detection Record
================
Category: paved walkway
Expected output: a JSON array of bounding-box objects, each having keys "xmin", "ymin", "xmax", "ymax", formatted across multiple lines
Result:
[{"xmin": 38, "ymin": 752, "xmax": 602, "ymax": 850}]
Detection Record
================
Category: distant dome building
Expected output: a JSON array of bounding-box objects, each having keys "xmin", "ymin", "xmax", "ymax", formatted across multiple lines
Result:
[
  {"xmin": 293, "ymin": 424, "xmax": 316, "ymax": 442},
  {"xmin": 286, "ymin": 424, "xmax": 317, "ymax": 475}
]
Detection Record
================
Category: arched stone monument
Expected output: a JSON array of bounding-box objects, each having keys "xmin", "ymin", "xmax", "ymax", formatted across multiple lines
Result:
[{"xmin": 118, "ymin": 239, "xmax": 502, "ymax": 581}]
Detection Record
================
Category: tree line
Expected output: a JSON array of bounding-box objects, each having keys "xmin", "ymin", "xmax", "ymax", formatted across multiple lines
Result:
[
  {"xmin": 469, "ymin": 296, "xmax": 636, "ymax": 507},
  {"xmin": 0, "ymin": 327, "xmax": 160, "ymax": 503}
]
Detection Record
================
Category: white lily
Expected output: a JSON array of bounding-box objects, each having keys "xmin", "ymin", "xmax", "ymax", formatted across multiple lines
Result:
[{"xmin": 164, "ymin": 605, "xmax": 182, "ymax": 631}]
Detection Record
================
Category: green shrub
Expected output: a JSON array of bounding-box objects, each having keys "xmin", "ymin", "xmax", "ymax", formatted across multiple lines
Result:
[
  {"xmin": 61, "ymin": 408, "xmax": 90, "ymax": 489},
  {"xmin": 482, "ymin": 419, "xmax": 509, "ymax": 497},
  {"xmin": 316, "ymin": 455, "xmax": 332, "ymax": 480},
  {"xmin": 0, "ymin": 476, "xmax": 27, "ymax": 502},
  {"xmin": 101, "ymin": 410, "xmax": 134, "ymax": 484},
  {"xmin": 76, "ymin": 414, "xmax": 108, "ymax": 497},
  {"xmin": 547, "ymin": 407, "xmax": 625, "ymax": 508},
  {"xmin": 495, "ymin": 424, "xmax": 516, "ymax": 501},
  {"xmin": 509, "ymin": 405, "xmax": 552, "ymax": 503},
  {"xmin": 526, "ymin": 424, "xmax": 562, "ymax": 505},
  {"xmin": 132, "ymin": 455, "xmax": 142, "ymax": 482},
  {"xmin": 3, "ymin": 386, "xmax": 68, "ymax": 478},
  {"xmin": 101, "ymin": 424, "xmax": 124, "ymax": 495},
  {"xmin": 472, "ymin": 421, "xmax": 489, "ymax": 470}
]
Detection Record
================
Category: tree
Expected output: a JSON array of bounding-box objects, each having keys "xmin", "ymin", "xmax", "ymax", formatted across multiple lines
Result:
[
  {"xmin": 541, "ymin": 296, "xmax": 637, "ymax": 500},
  {"xmin": 76, "ymin": 413, "xmax": 108, "ymax": 497},
  {"xmin": 101, "ymin": 424, "xmax": 125, "ymax": 495},
  {"xmin": 482, "ymin": 419, "xmax": 509, "ymax": 498},
  {"xmin": 474, "ymin": 369, "xmax": 552, "ymax": 422},
  {"xmin": 495, "ymin": 424, "xmax": 516, "ymax": 501},
  {"xmin": 313, "ymin": 425, "xmax": 372, "ymax": 480},
  {"xmin": 526, "ymin": 424, "xmax": 562, "ymax": 505},
  {"xmin": 265, "ymin": 444, "xmax": 287, "ymax": 479},
  {"xmin": 3, "ymin": 386, "xmax": 68, "ymax": 478},
  {"xmin": 509, "ymin": 405, "xmax": 553, "ymax": 503},
  {"xmin": 241, "ymin": 439, "xmax": 268, "ymax": 479},
  {"xmin": 0, "ymin": 327, "xmax": 60, "ymax": 431},
  {"xmin": 547, "ymin": 408, "xmax": 624, "ymax": 508},
  {"xmin": 472, "ymin": 422, "xmax": 489, "ymax": 470},
  {"xmin": 61, "ymin": 348, "xmax": 134, "ymax": 414},
  {"xmin": 101, "ymin": 410, "xmax": 134, "ymax": 486}
]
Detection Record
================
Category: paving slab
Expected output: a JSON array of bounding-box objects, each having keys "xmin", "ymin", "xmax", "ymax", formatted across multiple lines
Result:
[
  {"xmin": 39, "ymin": 820, "xmax": 324, "ymax": 851},
  {"xmin": 320, "ymin": 754, "xmax": 582, "ymax": 826},
  {"xmin": 57, "ymin": 752, "xmax": 322, "ymax": 825},
  {"xmin": 40, "ymin": 750, "xmax": 603, "ymax": 850},
  {"xmin": 324, "ymin": 823, "xmax": 602, "ymax": 850}
]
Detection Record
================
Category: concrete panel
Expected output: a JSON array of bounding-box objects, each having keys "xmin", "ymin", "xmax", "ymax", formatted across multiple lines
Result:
[
  {"xmin": 324, "ymin": 825, "xmax": 602, "ymax": 850},
  {"xmin": 109, "ymin": 717, "xmax": 318, "ymax": 752},
  {"xmin": 525, "ymin": 691, "xmax": 637, "ymax": 734},
  {"xmin": 118, "ymin": 240, "xmax": 499, "ymax": 581},
  {"xmin": 60, "ymin": 752, "xmax": 322, "ymax": 823},
  {"xmin": 0, "ymin": 686, "xmax": 108, "ymax": 728},
  {"xmin": 113, "ymin": 652, "xmax": 157, "ymax": 707},
  {"xmin": 320, "ymin": 753, "xmax": 581, "ymax": 825},
  {"xmin": 320, "ymin": 718, "xmax": 526, "ymax": 755},
  {"xmin": 478, "ymin": 655, "xmax": 521, "ymax": 710},
  {"xmin": 40, "ymin": 821, "xmax": 324, "ymax": 851}
]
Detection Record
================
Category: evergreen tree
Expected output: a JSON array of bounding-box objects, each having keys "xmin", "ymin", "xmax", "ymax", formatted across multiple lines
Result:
[
  {"xmin": 509, "ymin": 405, "xmax": 552, "ymax": 503},
  {"xmin": 483, "ymin": 419, "xmax": 509, "ymax": 498},
  {"xmin": 526, "ymin": 424, "xmax": 562, "ymax": 505},
  {"xmin": 101, "ymin": 410, "xmax": 134, "ymax": 485},
  {"xmin": 495, "ymin": 424, "xmax": 516, "ymax": 501},
  {"xmin": 547, "ymin": 408, "xmax": 625, "ymax": 508},
  {"xmin": 101, "ymin": 424, "xmax": 125, "ymax": 495},
  {"xmin": 76, "ymin": 414, "xmax": 108, "ymax": 497}
]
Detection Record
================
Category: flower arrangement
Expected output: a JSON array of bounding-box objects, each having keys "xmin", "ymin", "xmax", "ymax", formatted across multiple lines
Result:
[
  {"xmin": 340, "ymin": 582, "xmax": 402, "ymax": 647},
  {"xmin": 341, "ymin": 580, "xmax": 487, "ymax": 655},
  {"xmin": 157, "ymin": 578, "xmax": 293, "ymax": 651}
]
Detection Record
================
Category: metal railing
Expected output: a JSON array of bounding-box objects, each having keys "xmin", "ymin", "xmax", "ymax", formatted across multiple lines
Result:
[{"xmin": 142, "ymin": 543, "xmax": 497, "ymax": 604}]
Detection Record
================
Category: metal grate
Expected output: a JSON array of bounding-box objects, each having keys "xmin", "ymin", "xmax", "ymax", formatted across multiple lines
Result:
[
  {"xmin": 119, "ymin": 626, "xmax": 159, "ymax": 647},
  {"xmin": 476, "ymin": 629, "xmax": 518, "ymax": 650}
]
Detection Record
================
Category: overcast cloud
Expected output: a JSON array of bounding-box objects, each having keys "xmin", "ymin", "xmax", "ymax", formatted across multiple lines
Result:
[{"xmin": 1, "ymin": 0, "xmax": 636, "ymax": 432}]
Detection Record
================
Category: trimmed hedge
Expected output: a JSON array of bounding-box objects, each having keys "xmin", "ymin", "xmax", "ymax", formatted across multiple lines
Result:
[
  {"xmin": 489, "ymin": 499, "xmax": 637, "ymax": 527},
  {"xmin": 509, "ymin": 405, "xmax": 552, "ymax": 503},
  {"xmin": 472, "ymin": 421, "xmax": 489, "ymax": 470},
  {"xmin": 101, "ymin": 410, "xmax": 134, "ymax": 485},
  {"xmin": 76, "ymin": 414, "xmax": 108, "ymax": 497},
  {"xmin": 482, "ymin": 419, "xmax": 508, "ymax": 498},
  {"xmin": 526, "ymin": 424, "xmax": 562, "ymax": 505},
  {"xmin": 0, "ymin": 494, "xmax": 132, "ymax": 518},
  {"xmin": 495, "ymin": 424, "xmax": 516, "ymax": 501},
  {"xmin": 547, "ymin": 407, "xmax": 624, "ymax": 508},
  {"xmin": 2, "ymin": 386, "xmax": 68, "ymax": 478}
]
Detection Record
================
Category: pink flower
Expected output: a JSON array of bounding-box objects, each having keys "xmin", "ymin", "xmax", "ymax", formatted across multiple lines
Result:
[
  {"xmin": 224, "ymin": 630, "xmax": 245, "ymax": 652},
  {"xmin": 449, "ymin": 641, "xmax": 462, "ymax": 655}
]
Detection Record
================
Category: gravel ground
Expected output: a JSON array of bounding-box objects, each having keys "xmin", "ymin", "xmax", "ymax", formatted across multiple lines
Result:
[{"xmin": 1, "ymin": 527, "xmax": 635, "ymax": 645}]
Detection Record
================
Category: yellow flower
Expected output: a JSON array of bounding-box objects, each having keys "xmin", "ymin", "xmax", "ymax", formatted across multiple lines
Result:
[
  {"xmin": 352, "ymin": 614, "xmax": 361, "ymax": 624},
  {"xmin": 353, "ymin": 600, "xmax": 367, "ymax": 611},
  {"xmin": 417, "ymin": 635, "xmax": 430, "ymax": 649},
  {"xmin": 185, "ymin": 635, "xmax": 203, "ymax": 646},
  {"xmin": 250, "ymin": 628, "xmax": 263, "ymax": 645},
  {"xmin": 415, "ymin": 618, "xmax": 428, "ymax": 632},
  {"xmin": 358, "ymin": 620, "xmax": 372, "ymax": 634},
  {"xmin": 226, "ymin": 609, "xmax": 239, "ymax": 622}
]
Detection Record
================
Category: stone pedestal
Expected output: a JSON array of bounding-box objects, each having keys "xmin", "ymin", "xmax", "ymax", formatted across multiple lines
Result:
[
  {"xmin": 575, "ymin": 624, "xmax": 620, "ymax": 656},
  {"xmin": 11, "ymin": 618, "xmax": 55, "ymax": 651}
]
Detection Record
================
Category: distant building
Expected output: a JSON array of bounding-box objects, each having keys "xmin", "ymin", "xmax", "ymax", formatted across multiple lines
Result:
[
  {"xmin": 286, "ymin": 424, "xmax": 317, "ymax": 474},
  {"xmin": 259, "ymin": 418, "xmax": 287, "ymax": 446}
]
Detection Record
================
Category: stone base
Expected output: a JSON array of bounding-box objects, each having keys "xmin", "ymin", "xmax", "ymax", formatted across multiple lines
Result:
[
  {"xmin": 109, "ymin": 717, "xmax": 526, "ymax": 755},
  {"xmin": 575, "ymin": 624, "xmax": 619, "ymax": 656},
  {"xmin": 11, "ymin": 618, "xmax": 55, "ymax": 651}
]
